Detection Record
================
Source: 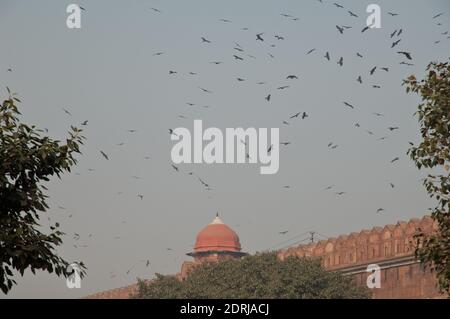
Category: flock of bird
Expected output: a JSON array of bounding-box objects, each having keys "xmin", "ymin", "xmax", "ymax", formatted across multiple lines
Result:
[{"xmin": 4, "ymin": 1, "xmax": 449, "ymax": 281}]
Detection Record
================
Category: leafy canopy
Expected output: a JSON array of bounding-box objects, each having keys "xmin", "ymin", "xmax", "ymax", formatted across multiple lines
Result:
[
  {"xmin": 0, "ymin": 89, "xmax": 85, "ymax": 294},
  {"xmin": 404, "ymin": 60, "xmax": 450, "ymax": 294},
  {"xmin": 134, "ymin": 252, "xmax": 370, "ymax": 299}
]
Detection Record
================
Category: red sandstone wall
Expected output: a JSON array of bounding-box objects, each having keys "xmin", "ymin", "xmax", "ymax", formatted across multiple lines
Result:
[{"xmin": 278, "ymin": 215, "xmax": 443, "ymax": 299}]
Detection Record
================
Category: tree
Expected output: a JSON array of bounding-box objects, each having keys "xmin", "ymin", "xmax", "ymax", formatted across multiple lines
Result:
[
  {"xmin": 403, "ymin": 60, "xmax": 450, "ymax": 295},
  {"xmin": 134, "ymin": 252, "xmax": 370, "ymax": 299},
  {"xmin": 0, "ymin": 89, "xmax": 85, "ymax": 294}
]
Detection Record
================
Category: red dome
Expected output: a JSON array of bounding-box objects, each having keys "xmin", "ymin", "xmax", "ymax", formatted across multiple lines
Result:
[{"xmin": 193, "ymin": 216, "xmax": 242, "ymax": 253}]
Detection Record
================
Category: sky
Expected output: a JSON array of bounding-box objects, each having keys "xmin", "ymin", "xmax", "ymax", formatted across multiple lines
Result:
[{"xmin": 0, "ymin": 0, "xmax": 449, "ymax": 298}]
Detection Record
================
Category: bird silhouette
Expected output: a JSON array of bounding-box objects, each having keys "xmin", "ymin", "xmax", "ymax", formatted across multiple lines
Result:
[
  {"xmin": 391, "ymin": 39, "xmax": 401, "ymax": 48},
  {"xmin": 265, "ymin": 94, "xmax": 271, "ymax": 101},
  {"xmin": 306, "ymin": 48, "xmax": 316, "ymax": 55},
  {"xmin": 325, "ymin": 52, "xmax": 330, "ymax": 60},
  {"xmin": 100, "ymin": 151, "xmax": 109, "ymax": 160},
  {"xmin": 391, "ymin": 157, "xmax": 400, "ymax": 163},
  {"xmin": 348, "ymin": 11, "xmax": 358, "ymax": 17},
  {"xmin": 286, "ymin": 75, "xmax": 298, "ymax": 79},
  {"xmin": 343, "ymin": 101, "xmax": 355, "ymax": 109},
  {"xmin": 397, "ymin": 51, "xmax": 412, "ymax": 60},
  {"xmin": 336, "ymin": 25, "xmax": 344, "ymax": 34},
  {"xmin": 201, "ymin": 37, "xmax": 211, "ymax": 43},
  {"xmin": 337, "ymin": 57, "xmax": 343, "ymax": 66},
  {"xmin": 370, "ymin": 66, "xmax": 377, "ymax": 75},
  {"xmin": 256, "ymin": 33, "xmax": 264, "ymax": 41},
  {"xmin": 199, "ymin": 87, "xmax": 212, "ymax": 93},
  {"xmin": 233, "ymin": 55, "xmax": 244, "ymax": 61},
  {"xmin": 388, "ymin": 12, "xmax": 399, "ymax": 16}
]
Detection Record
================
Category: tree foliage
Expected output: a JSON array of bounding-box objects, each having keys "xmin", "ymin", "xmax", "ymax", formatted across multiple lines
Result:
[
  {"xmin": 0, "ymin": 89, "xmax": 85, "ymax": 294},
  {"xmin": 134, "ymin": 252, "xmax": 370, "ymax": 299},
  {"xmin": 403, "ymin": 60, "xmax": 450, "ymax": 294}
]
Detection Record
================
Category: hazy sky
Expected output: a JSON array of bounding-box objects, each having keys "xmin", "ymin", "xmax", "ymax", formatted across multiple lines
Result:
[{"xmin": 1, "ymin": 0, "xmax": 449, "ymax": 298}]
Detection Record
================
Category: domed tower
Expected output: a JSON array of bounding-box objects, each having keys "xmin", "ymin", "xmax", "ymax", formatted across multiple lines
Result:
[{"xmin": 187, "ymin": 214, "xmax": 247, "ymax": 263}]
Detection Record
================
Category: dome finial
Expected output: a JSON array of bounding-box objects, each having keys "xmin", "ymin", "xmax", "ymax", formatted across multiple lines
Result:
[{"xmin": 216, "ymin": 212, "xmax": 219, "ymax": 217}]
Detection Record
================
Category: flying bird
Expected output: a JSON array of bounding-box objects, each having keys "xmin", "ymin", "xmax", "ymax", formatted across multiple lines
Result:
[
  {"xmin": 171, "ymin": 164, "xmax": 179, "ymax": 172},
  {"xmin": 290, "ymin": 112, "xmax": 301, "ymax": 119},
  {"xmin": 256, "ymin": 33, "xmax": 264, "ymax": 41},
  {"xmin": 306, "ymin": 48, "xmax": 316, "ymax": 55},
  {"xmin": 391, "ymin": 157, "xmax": 400, "ymax": 163},
  {"xmin": 233, "ymin": 55, "xmax": 244, "ymax": 61},
  {"xmin": 336, "ymin": 25, "xmax": 344, "ymax": 34},
  {"xmin": 198, "ymin": 178, "xmax": 210, "ymax": 188},
  {"xmin": 397, "ymin": 51, "xmax": 412, "ymax": 60},
  {"xmin": 348, "ymin": 11, "xmax": 358, "ymax": 17},
  {"xmin": 376, "ymin": 208, "xmax": 385, "ymax": 213},
  {"xmin": 370, "ymin": 66, "xmax": 377, "ymax": 75},
  {"xmin": 279, "ymin": 231, "xmax": 289, "ymax": 235},
  {"xmin": 357, "ymin": 76, "xmax": 362, "ymax": 84},
  {"xmin": 201, "ymin": 37, "xmax": 211, "ymax": 43},
  {"xmin": 265, "ymin": 94, "xmax": 271, "ymax": 101},
  {"xmin": 286, "ymin": 75, "xmax": 298, "ymax": 79},
  {"xmin": 100, "ymin": 151, "xmax": 109, "ymax": 160},
  {"xmin": 62, "ymin": 108, "xmax": 72, "ymax": 116},
  {"xmin": 324, "ymin": 52, "xmax": 330, "ymax": 60},
  {"xmin": 150, "ymin": 8, "xmax": 161, "ymax": 13},
  {"xmin": 388, "ymin": 12, "xmax": 399, "ymax": 16},
  {"xmin": 391, "ymin": 39, "xmax": 401, "ymax": 48},
  {"xmin": 337, "ymin": 57, "xmax": 343, "ymax": 66},
  {"xmin": 343, "ymin": 101, "xmax": 355, "ymax": 109},
  {"xmin": 199, "ymin": 87, "xmax": 212, "ymax": 93},
  {"xmin": 356, "ymin": 52, "xmax": 363, "ymax": 58},
  {"xmin": 333, "ymin": 3, "xmax": 344, "ymax": 9},
  {"xmin": 432, "ymin": 13, "xmax": 444, "ymax": 19}
]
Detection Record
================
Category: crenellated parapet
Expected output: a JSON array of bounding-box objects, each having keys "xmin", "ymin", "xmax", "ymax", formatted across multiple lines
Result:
[{"xmin": 277, "ymin": 215, "xmax": 436, "ymax": 270}]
